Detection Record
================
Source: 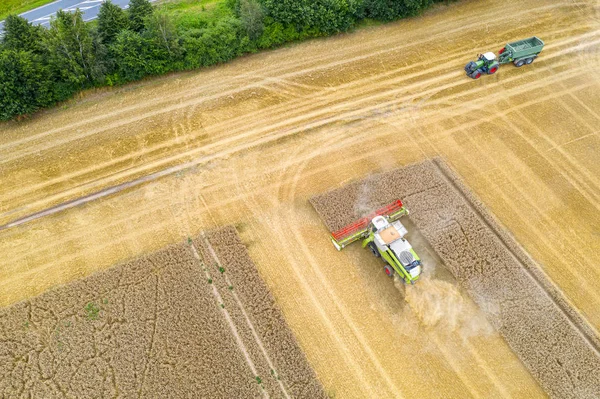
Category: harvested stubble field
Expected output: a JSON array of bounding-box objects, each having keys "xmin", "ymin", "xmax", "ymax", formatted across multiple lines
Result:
[
  {"xmin": 1, "ymin": 0, "xmax": 600, "ymax": 397},
  {"xmin": 310, "ymin": 159, "xmax": 600, "ymax": 399},
  {"xmin": 0, "ymin": 229, "xmax": 325, "ymax": 398}
]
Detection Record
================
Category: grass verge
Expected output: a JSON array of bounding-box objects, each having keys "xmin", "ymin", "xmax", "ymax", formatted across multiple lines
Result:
[{"xmin": 0, "ymin": 0, "xmax": 55, "ymax": 21}]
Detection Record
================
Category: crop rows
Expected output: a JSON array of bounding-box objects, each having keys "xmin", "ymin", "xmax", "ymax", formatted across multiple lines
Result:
[
  {"xmin": 194, "ymin": 226, "xmax": 327, "ymax": 399},
  {"xmin": 0, "ymin": 232, "xmax": 325, "ymax": 398},
  {"xmin": 310, "ymin": 158, "xmax": 600, "ymax": 399}
]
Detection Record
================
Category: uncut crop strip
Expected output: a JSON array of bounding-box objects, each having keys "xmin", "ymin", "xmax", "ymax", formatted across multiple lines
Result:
[
  {"xmin": 188, "ymin": 242, "xmax": 268, "ymax": 399},
  {"xmin": 198, "ymin": 232, "xmax": 291, "ymax": 399},
  {"xmin": 193, "ymin": 227, "xmax": 327, "ymax": 399},
  {"xmin": 0, "ymin": 232, "xmax": 325, "ymax": 398},
  {"xmin": 309, "ymin": 159, "xmax": 600, "ymax": 399}
]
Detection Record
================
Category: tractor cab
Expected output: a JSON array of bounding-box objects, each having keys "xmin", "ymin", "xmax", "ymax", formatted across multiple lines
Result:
[
  {"xmin": 465, "ymin": 51, "xmax": 500, "ymax": 79},
  {"xmin": 480, "ymin": 52, "xmax": 496, "ymax": 64}
]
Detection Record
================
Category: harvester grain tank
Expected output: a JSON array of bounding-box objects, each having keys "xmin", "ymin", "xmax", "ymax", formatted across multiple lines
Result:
[
  {"xmin": 465, "ymin": 36, "xmax": 544, "ymax": 79},
  {"xmin": 330, "ymin": 200, "xmax": 422, "ymax": 284}
]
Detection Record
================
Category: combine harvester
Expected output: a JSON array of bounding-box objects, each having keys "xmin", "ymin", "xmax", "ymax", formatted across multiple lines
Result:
[
  {"xmin": 331, "ymin": 200, "xmax": 422, "ymax": 284},
  {"xmin": 464, "ymin": 36, "xmax": 544, "ymax": 79}
]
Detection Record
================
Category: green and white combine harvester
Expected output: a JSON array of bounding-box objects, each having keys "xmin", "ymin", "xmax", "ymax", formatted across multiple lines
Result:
[
  {"xmin": 464, "ymin": 36, "xmax": 545, "ymax": 79},
  {"xmin": 331, "ymin": 200, "xmax": 422, "ymax": 285}
]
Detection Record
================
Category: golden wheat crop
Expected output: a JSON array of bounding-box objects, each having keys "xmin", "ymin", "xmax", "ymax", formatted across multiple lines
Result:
[
  {"xmin": 195, "ymin": 226, "xmax": 327, "ymax": 399},
  {"xmin": 0, "ymin": 233, "xmax": 325, "ymax": 398}
]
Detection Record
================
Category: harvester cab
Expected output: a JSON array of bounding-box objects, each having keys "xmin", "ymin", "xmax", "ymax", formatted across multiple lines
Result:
[
  {"xmin": 464, "ymin": 51, "xmax": 499, "ymax": 79},
  {"xmin": 330, "ymin": 200, "xmax": 422, "ymax": 285}
]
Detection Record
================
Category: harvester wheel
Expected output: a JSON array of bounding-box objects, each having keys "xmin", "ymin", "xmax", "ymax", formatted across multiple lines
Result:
[
  {"xmin": 384, "ymin": 265, "xmax": 394, "ymax": 277},
  {"xmin": 368, "ymin": 242, "xmax": 380, "ymax": 258},
  {"xmin": 515, "ymin": 60, "xmax": 525, "ymax": 67},
  {"xmin": 525, "ymin": 57, "xmax": 534, "ymax": 65},
  {"xmin": 471, "ymin": 71, "xmax": 482, "ymax": 79}
]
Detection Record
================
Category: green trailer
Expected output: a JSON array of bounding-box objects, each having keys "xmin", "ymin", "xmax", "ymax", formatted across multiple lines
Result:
[
  {"xmin": 498, "ymin": 36, "xmax": 545, "ymax": 67},
  {"xmin": 465, "ymin": 36, "xmax": 544, "ymax": 78}
]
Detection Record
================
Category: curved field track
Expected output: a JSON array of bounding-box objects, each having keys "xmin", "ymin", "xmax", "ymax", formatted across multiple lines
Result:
[{"xmin": 0, "ymin": 0, "xmax": 599, "ymax": 397}]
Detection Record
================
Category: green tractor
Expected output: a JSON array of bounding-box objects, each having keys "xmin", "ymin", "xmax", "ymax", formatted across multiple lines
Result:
[
  {"xmin": 465, "ymin": 37, "xmax": 545, "ymax": 79},
  {"xmin": 330, "ymin": 200, "xmax": 422, "ymax": 285},
  {"xmin": 464, "ymin": 52, "xmax": 500, "ymax": 79}
]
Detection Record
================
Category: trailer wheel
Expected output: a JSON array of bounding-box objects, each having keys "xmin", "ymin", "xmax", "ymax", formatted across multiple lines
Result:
[
  {"xmin": 368, "ymin": 242, "xmax": 380, "ymax": 258},
  {"xmin": 384, "ymin": 265, "xmax": 394, "ymax": 277},
  {"xmin": 515, "ymin": 60, "xmax": 525, "ymax": 67},
  {"xmin": 471, "ymin": 71, "xmax": 482, "ymax": 79},
  {"xmin": 525, "ymin": 57, "xmax": 534, "ymax": 65}
]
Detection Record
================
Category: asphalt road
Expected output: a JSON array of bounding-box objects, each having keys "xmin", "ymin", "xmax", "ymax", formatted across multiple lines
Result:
[{"xmin": 0, "ymin": 0, "xmax": 151, "ymax": 32}]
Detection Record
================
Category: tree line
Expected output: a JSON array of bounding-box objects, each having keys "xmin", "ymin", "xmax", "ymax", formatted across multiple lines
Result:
[{"xmin": 0, "ymin": 0, "xmax": 451, "ymax": 121}]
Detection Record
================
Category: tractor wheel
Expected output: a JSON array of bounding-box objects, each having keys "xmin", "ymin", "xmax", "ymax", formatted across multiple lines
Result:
[
  {"xmin": 368, "ymin": 242, "xmax": 380, "ymax": 258},
  {"xmin": 471, "ymin": 71, "xmax": 482, "ymax": 79},
  {"xmin": 383, "ymin": 265, "xmax": 394, "ymax": 277},
  {"xmin": 515, "ymin": 59, "xmax": 525, "ymax": 67},
  {"xmin": 488, "ymin": 65, "xmax": 498, "ymax": 74},
  {"xmin": 525, "ymin": 57, "xmax": 534, "ymax": 65}
]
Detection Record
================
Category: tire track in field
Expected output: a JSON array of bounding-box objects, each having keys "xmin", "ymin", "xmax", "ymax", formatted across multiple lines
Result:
[
  {"xmin": 3, "ymin": 31, "xmax": 597, "ymax": 229},
  {"xmin": 1, "ymin": 21, "xmax": 593, "ymax": 224},
  {"xmin": 3, "ymin": 27, "xmax": 596, "ymax": 215},
  {"xmin": 1, "ymin": 43, "xmax": 596, "ymax": 232},
  {"xmin": 0, "ymin": 0, "xmax": 570, "ymax": 160}
]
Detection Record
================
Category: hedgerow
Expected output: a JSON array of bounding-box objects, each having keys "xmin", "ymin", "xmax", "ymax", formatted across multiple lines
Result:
[{"xmin": 0, "ymin": 0, "xmax": 453, "ymax": 121}]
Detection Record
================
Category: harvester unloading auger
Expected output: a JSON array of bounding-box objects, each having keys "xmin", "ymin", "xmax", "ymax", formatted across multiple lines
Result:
[{"xmin": 331, "ymin": 200, "xmax": 422, "ymax": 284}]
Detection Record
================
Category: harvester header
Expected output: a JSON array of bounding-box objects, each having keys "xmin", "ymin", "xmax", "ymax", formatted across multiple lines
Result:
[
  {"xmin": 331, "ymin": 200, "xmax": 408, "ymax": 250},
  {"xmin": 329, "ymin": 199, "xmax": 422, "ymax": 284}
]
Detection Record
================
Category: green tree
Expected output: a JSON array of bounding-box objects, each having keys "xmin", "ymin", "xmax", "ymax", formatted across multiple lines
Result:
[
  {"xmin": 110, "ymin": 30, "xmax": 148, "ymax": 82},
  {"xmin": 144, "ymin": 8, "xmax": 181, "ymax": 60},
  {"xmin": 97, "ymin": 0, "xmax": 129, "ymax": 44},
  {"xmin": 44, "ymin": 10, "xmax": 99, "ymax": 87},
  {"xmin": 128, "ymin": 0, "xmax": 154, "ymax": 32},
  {"xmin": 110, "ymin": 9, "xmax": 181, "ymax": 84},
  {"xmin": 239, "ymin": 0, "xmax": 264, "ymax": 40},
  {"xmin": 182, "ymin": 18, "xmax": 246, "ymax": 69},
  {"xmin": 1, "ymin": 15, "xmax": 44, "ymax": 52},
  {"xmin": 364, "ymin": 0, "xmax": 435, "ymax": 20},
  {"xmin": 0, "ymin": 50, "xmax": 54, "ymax": 120},
  {"xmin": 259, "ymin": 0, "xmax": 360, "ymax": 34}
]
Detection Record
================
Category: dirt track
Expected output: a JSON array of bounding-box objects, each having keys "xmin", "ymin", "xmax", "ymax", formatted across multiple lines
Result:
[{"xmin": 1, "ymin": 0, "xmax": 599, "ymax": 397}]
